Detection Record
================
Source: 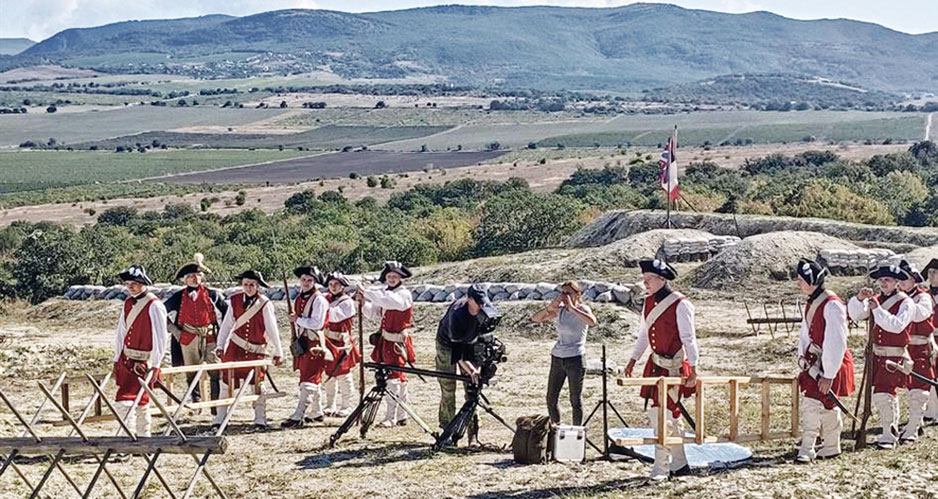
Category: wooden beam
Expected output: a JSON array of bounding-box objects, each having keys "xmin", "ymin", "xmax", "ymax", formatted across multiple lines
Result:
[
  {"xmin": 0, "ymin": 436, "xmax": 227, "ymax": 456},
  {"xmin": 617, "ymin": 375, "xmax": 751, "ymax": 387},
  {"xmin": 729, "ymin": 379, "xmax": 739, "ymax": 441},
  {"xmin": 162, "ymin": 360, "xmax": 272, "ymax": 376},
  {"xmin": 790, "ymin": 377, "xmax": 800, "ymax": 438},
  {"xmin": 749, "ymin": 376, "xmax": 797, "ymax": 384},
  {"xmin": 657, "ymin": 378, "xmax": 667, "ymax": 445},
  {"xmin": 695, "ymin": 382, "xmax": 706, "ymax": 444},
  {"xmin": 760, "ymin": 380, "xmax": 771, "ymax": 441}
]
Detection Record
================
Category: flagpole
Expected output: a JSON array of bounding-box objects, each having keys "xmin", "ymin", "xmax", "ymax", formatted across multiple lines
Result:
[{"xmin": 666, "ymin": 125, "xmax": 677, "ymax": 229}]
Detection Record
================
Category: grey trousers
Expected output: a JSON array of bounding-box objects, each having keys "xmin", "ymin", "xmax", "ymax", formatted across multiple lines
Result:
[{"xmin": 546, "ymin": 354, "xmax": 585, "ymax": 425}]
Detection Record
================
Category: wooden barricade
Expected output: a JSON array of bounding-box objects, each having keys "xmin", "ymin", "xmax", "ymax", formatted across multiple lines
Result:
[
  {"xmin": 743, "ymin": 300, "xmax": 803, "ymax": 338},
  {"xmin": 615, "ymin": 375, "xmax": 799, "ymax": 446}
]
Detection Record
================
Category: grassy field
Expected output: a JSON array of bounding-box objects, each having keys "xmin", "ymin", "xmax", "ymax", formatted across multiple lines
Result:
[
  {"xmin": 382, "ymin": 111, "xmax": 928, "ymax": 151},
  {"xmin": 0, "ymin": 106, "xmax": 288, "ymax": 146},
  {"xmin": 0, "ymin": 149, "xmax": 312, "ymax": 193}
]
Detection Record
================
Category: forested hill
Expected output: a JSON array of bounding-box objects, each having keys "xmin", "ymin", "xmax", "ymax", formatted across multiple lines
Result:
[{"xmin": 6, "ymin": 4, "xmax": 938, "ymax": 92}]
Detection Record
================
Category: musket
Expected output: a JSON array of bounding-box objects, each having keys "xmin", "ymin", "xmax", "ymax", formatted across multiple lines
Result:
[
  {"xmin": 284, "ymin": 271, "xmax": 299, "ymax": 372},
  {"xmin": 854, "ymin": 291, "xmax": 877, "ymax": 448},
  {"xmin": 357, "ymin": 274, "xmax": 365, "ymax": 414},
  {"xmin": 886, "ymin": 359, "xmax": 938, "ymax": 388}
]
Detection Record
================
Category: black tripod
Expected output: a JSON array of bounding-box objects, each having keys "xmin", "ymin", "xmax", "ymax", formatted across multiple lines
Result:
[
  {"xmin": 329, "ymin": 365, "xmax": 435, "ymax": 447},
  {"xmin": 434, "ymin": 380, "xmax": 515, "ymax": 451},
  {"xmin": 582, "ymin": 344, "xmax": 630, "ymax": 459}
]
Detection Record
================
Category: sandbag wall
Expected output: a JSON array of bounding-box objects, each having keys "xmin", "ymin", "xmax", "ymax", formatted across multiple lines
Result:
[
  {"xmin": 817, "ymin": 248, "xmax": 897, "ymax": 275},
  {"xmin": 660, "ymin": 235, "xmax": 741, "ymax": 262}
]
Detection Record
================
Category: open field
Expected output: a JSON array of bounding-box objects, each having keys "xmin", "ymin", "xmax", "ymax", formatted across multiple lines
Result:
[
  {"xmin": 381, "ymin": 111, "xmax": 929, "ymax": 151},
  {"xmin": 0, "ymin": 142, "xmax": 909, "ymax": 227},
  {"xmin": 0, "ymin": 106, "xmax": 288, "ymax": 146},
  {"xmin": 0, "ymin": 149, "xmax": 311, "ymax": 193},
  {"xmin": 0, "ymin": 285, "xmax": 935, "ymax": 498},
  {"xmin": 148, "ymin": 150, "xmax": 506, "ymax": 185}
]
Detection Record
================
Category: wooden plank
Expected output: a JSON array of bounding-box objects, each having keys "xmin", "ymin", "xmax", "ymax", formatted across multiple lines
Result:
[
  {"xmin": 791, "ymin": 378, "xmax": 800, "ymax": 438},
  {"xmin": 50, "ymin": 392, "xmax": 287, "ymax": 425},
  {"xmin": 0, "ymin": 436, "xmax": 227, "ymax": 456},
  {"xmin": 695, "ymin": 382, "xmax": 705, "ymax": 444},
  {"xmin": 749, "ymin": 376, "xmax": 797, "ymax": 384},
  {"xmin": 729, "ymin": 379, "xmax": 739, "ymax": 441},
  {"xmin": 617, "ymin": 376, "xmax": 750, "ymax": 387},
  {"xmin": 746, "ymin": 318, "xmax": 801, "ymax": 324},
  {"xmin": 162, "ymin": 360, "xmax": 272, "ymax": 375},
  {"xmin": 761, "ymin": 380, "xmax": 771, "ymax": 441}
]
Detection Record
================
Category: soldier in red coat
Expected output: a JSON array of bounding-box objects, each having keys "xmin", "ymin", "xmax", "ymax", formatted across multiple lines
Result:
[
  {"xmin": 924, "ymin": 258, "xmax": 938, "ymax": 423},
  {"xmin": 282, "ymin": 265, "xmax": 332, "ymax": 428},
  {"xmin": 357, "ymin": 261, "xmax": 415, "ymax": 427},
  {"xmin": 896, "ymin": 260, "xmax": 935, "ymax": 442},
  {"xmin": 625, "ymin": 259, "xmax": 698, "ymax": 481},
  {"xmin": 793, "ymin": 259, "xmax": 855, "ymax": 462},
  {"xmin": 113, "ymin": 264, "xmax": 167, "ymax": 437},
  {"xmin": 848, "ymin": 263, "xmax": 914, "ymax": 449},
  {"xmin": 323, "ymin": 272, "xmax": 361, "ymax": 417},
  {"xmin": 213, "ymin": 270, "xmax": 283, "ymax": 429}
]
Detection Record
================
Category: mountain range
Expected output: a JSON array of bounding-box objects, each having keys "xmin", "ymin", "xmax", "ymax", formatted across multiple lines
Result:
[
  {"xmin": 3, "ymin": 4, "xmax": 937, "ymax": 93},
  {"xmin": 0, "ymin": 38, "xmax": 36, "ymax": 55}
]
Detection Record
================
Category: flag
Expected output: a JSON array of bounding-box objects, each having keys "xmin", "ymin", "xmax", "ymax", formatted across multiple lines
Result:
[{"xmin": 659, "ymin": 128, "xmax": 679, "ymax": 202}]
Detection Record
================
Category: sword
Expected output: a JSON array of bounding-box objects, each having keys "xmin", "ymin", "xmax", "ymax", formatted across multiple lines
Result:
[
  {"xmin": 825, "ymin": 390, "xmax": 859, "ymax": 423},
  {"xmin": 886, "ymin": 359, "xmax": 938, "ymax": 388},
  {"xmin": 675, "ymin": 399, "xmax": 696, "ymax": 431}
]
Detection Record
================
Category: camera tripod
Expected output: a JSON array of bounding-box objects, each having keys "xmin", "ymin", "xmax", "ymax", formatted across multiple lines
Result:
[{"xmin": 329, "ymin": 362, "xmax": 515, "ymax": 450}]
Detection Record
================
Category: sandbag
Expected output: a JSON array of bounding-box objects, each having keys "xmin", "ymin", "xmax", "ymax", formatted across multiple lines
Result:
[{"xmin": 512, "ymin": 415, "xmax": 553, "ymax": 464}]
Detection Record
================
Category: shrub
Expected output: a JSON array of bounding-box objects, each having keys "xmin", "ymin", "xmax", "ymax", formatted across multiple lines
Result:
[{"xmin": 474, "ymin": 191, "xmax": 585, "ymax": 256}]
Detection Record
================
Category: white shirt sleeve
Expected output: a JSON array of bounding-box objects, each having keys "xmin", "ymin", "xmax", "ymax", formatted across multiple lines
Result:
[
  {"xmin": 263, "ymin": 301, "xmax": 283, "ymax": 358},
  {"xmin": 872, "ymin": 297, "xmax": 914, "ymax": 333},
  {"xmin": 364, "ymin": 287, "xmax": 413, "ymax": 311},
  {"xmin": 148, "ymin": 300, "xmax": 168, "ymax": 367},
  {"xmin": 847, "ymin": 296, "xmax": 870, "ymax": 322},
  {"xmin": 911, "ymin": 292, "xmax": 935, "ymax": 323},
  {"xmin": 216, "ymin": 303, "xmax": 234, "ymax": 353},
  {"xmin": 676, "ymin": 299, "xmax": 699, "ymax": 367},
  {"xmin": 797, "ymin": 312, "xmax": 809, "ymax": 358},
  {"xmin": 820, "ymin": 300, "xmax": 848, "ymax": 378},
  {"xmin": 114, "ymin": 306, "xmax": 127, "ymax": 362},
  {"xmin": 330, "ymin": 298, "xmax": 357, "ymax": 323},
  {"xmin": 296, "ymin": 294, "xmax": 328, "ymax": 335},
  {"xmin": 629, "ymin": 313, "xmax": 649, "ymax": 363}
]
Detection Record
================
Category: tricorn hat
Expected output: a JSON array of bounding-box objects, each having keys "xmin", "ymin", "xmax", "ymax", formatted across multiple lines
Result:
[
  {"xmin": 293, "ymin": 264, "xmax": 324, "ymax": 285},
  {"xmin": 869, "ymin": 263, "xmax": 909, "ymax": 281},
  {"xmin": 796, "ymin": 258, "xmax": 828, "ymax": 286},
  {"xmin": 175, "ymin": 252, "xmax": 211, "ymax": 280},
  {"xmin": 118, "ymin": 264, "xmax": 153, "ymax": 286},
  {"xmin": 234, "ymin": 269, "xmax": 270, "ymax": 288},
  {"xmin": 639, "ymin": 259, "xmax": 677, "ymax": 281},
  {"xmin": 379, "ymin": 261, "xmax": 412, "ymax": 282},
  {"xmin": 325, "ymin": 271, "xmax": 350, "ymax": 287},
  {"xmin": 898, "ymin": 259, "xmax": 923, "ymax": 283},
  {"xmin": 923, "ymin": 258, "xmax": 938, "ymax": 275}
]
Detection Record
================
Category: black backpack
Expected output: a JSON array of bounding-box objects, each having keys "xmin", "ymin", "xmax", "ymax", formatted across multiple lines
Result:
[{"xmin": 512, "ymin": 415, "xmax": 553, "ymax": 464}]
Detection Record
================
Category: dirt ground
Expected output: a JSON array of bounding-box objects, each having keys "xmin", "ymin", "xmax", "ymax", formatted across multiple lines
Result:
[
  {"xmin": 0, "ymin": 142, "xmax": 910, "ymax": 228},
  {"xmin": 1, "ymin": 279, "xmax": 936, "ymax": 498}
]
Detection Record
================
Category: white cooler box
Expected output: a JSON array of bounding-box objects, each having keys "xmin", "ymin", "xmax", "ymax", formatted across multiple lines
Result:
[{"xmin": 551, "ymin": 425, "xmax": 586, "ymax": 463}]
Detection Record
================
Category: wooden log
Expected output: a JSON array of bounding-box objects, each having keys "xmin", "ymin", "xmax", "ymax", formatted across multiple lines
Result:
[
  {"xmin": 695, "ymin": 382, "xmax": 706, "ymax": 444},
  {"xmin": 0, "ymin": 436, "xmax": 227, "ymax": 456}
]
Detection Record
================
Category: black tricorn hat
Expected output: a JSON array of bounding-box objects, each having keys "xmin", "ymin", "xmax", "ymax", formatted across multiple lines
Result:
[
  {"xmin": 795, "ymin": 258, "xmax": 828, "ymax": 286},
  {"xmin": 175, "ymin": 252, "xmax": 211, "ymax": 280},
  {"xmin": 639, "ymin": 259, "xmax": 677, "ymax": 281},
  {"xmin": 898, "ymin": 259, "xmax": 923, "ymax": 283},
  {"xmin": 118, "ymin": 264, "xmax": 153, "ymax": 286},
  {"xmin": 293, "ymin": 264, "xmax": 324, "ymax": 285},
  {"xmin": 234, "ymin": 269, "xmax": 270, "ymax": 288},
  {"xmin": 325, "ymin": 271, "xmax": 350, "ymax": 287},
  {"xmin": 923, "ymin": 258, "xmax": 938, "ymax": 274},
  {"xmin": 869, "ymin": 263, "xmax": 909, "ymax": 281},
  {"xmin": 379, "ymin": 261, "xmax": 412, "ymax": 282}
]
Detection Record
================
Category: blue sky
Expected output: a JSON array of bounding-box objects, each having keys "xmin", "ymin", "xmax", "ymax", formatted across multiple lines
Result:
[{"xmin": 2, "ymin": 0, "xmax": 936, "ymax": 41}]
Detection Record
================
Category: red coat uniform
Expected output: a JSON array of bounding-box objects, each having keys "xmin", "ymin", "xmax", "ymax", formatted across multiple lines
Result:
[
  {"xmin": 870, "ymin": 292, "xmax": 912, "ymax": 396},
  {"xmin": 908, "ymin": 288, "xmax": 936, "ymax": 391},
  {"xmin": 114, "ymin": 294, "xmax": 164, "ymax": 404},
  {"xmin": 325, "ymin": 293, "xmax": 361, "ymax": 377},
  {"xmin": 798, "ymin": 292, "xmax": 855, "ymax": 409},
  {"xmin": 221, "ymin": 293, "xmax": 273, "ymax": 381},
  {"xmin": 294, "ymin": 291, "xmax": 330, "ymax": 385},
  {"xmin": 638, "ymin": 291, "xmax": 695, "ymax": 418},
  {"xmin": 177, "ymin": 285, "xmax": 218, "ymax": 345}
]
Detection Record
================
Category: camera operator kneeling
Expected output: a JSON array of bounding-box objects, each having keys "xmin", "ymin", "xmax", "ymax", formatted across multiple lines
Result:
[{"xmin": 436, "ymin": 284, "xmax": 500, "ymax": 441}]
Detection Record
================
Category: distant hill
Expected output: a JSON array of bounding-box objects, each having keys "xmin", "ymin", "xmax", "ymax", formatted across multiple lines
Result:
[
  {"xmin": 643, "ymin": 74, "xmax": 900, "ymax": 108},
  {"xmin": 0, "ymin": 38, "xmax": 35, "ymax": 55},
  {"xmin": 6, "ymin": 5, "xmax": 938, "ymax": 92}
]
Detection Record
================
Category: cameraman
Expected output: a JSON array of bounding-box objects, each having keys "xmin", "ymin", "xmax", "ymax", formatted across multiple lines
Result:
[{"xmin": 436, "ymin": 284, "xmax": 498, "ymax": 434}]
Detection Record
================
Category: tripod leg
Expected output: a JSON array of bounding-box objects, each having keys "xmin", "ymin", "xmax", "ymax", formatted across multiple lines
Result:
[
  {"xmin": 330, "ymin": 387, "xmax": 383, "ymax": 447},
  {"xmin": 385, "ymin": 388, "xmax": 435, "ymax": 436},
  {"xmin": 435, "ymin": 399, "xmax": 478, "ymax": 451},
  {"xmin": 583, "ymin": 400, "xmax": 603, "ymax": 426},
  {"xmin": 477, "ymin": 400, "xmax": 516, "ymax": 433}
]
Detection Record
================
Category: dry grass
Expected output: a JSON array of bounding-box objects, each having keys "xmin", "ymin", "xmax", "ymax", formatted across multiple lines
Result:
[{"xmin": 1, "ymin": 296, "xmax": 936, "ymax": 498}]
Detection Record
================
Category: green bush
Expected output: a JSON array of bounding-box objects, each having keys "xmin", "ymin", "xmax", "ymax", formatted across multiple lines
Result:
[{"xmin": 474, "ymin": 191, "xmax": 585, "ymax": 256}]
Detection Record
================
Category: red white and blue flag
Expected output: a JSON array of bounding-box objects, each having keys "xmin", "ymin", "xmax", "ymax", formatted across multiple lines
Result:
[{"xmin": 659, "ymin": 127, "xmax": 679, "ymax": 201}]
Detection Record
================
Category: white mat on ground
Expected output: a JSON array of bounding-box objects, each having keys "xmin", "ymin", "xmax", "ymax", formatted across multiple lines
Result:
[{"xmin": 608, "ymin": 427, "xmax": 752, "ymax": 468}]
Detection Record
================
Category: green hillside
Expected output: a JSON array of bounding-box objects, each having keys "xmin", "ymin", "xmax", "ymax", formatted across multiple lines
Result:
[
  {"xmin": 0, "ymin": 38, "xmax": 35, "ymax": 55},
  {"xmin": 5, "ymin": 5, "xmax": 937, "ymax": 93}
]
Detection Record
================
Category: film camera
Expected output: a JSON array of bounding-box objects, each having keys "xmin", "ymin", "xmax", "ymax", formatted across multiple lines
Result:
[{"xmin": 471, "ymin": 299, "xmax": 507, "ymax": 384}]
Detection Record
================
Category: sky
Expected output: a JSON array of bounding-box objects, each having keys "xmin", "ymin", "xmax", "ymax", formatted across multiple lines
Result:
[{"xmin": 1, "ymin": 0, "xmax": 936, "ymax": 42}]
